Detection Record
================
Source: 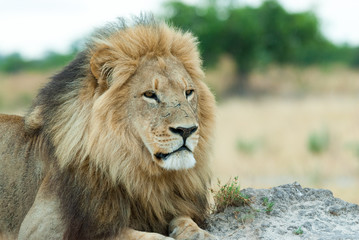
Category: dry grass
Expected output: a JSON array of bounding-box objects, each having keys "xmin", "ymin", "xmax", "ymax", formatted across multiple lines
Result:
[
  {"xmin": 250, "ymin": 64, "xmax": 359, "ymax": 96},
  {"xmin": 211, "ymin": 177, "xmax": 251, "ymax": 213},
  {"xmin": 212, "ymin": 96, "xmax": 359, "ymax": 204},
  {"xmin": 205, "ymin": 58, "xmax": 359, "ymax": 204},
  {"xmin": 206, "ymin": 56, "xmax": 359, "ymax": 98},
  {"xmin": 0, "ymin": 72, "xmax": 49, "ymax": 114}
]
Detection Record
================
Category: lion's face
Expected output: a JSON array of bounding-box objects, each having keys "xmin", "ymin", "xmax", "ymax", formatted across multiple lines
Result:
[{"xmin": 128, "ymin": 57, "xmax": 200, "ymax": 170}]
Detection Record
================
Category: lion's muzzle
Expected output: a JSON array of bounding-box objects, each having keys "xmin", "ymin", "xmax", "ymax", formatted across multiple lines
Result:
[
  {"xmin": 153, "ymin": 125, "xmax": 199, "ymax": 170},
  {"xmin": 159, "ymin": 149, "xmax": 196, "ymax": 170}
]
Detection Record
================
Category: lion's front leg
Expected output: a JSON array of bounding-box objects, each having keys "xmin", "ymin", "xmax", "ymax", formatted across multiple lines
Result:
[
  {"xmin": 18, "ymin": 180, "xmax": 65, "ymax": 240},
  {"xmin": 169, "ymin": 216, "xmax": 218, "ymax": 240},
  {"xmin": 118, "ymin": 228, "xmax": 174, "ymax": 240}
]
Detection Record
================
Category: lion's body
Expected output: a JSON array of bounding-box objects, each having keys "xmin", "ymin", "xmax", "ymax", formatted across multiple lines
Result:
[
  {"xmin": 0, "ymin": 115, "xmax": 44, "ymax": 237},
  {"xmin": 0, "ymin": 17, "xmax": 216, "ymax": 240}
]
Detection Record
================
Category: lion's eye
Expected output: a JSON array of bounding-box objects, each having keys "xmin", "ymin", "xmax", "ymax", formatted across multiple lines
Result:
[
  {"xmin": 185, "ymin": 89, "xmax": 194, "ymax": 98},
  {"xmin": 144, "ymin": 91, "xmax": 155, "ymax": 98},
  {"xmin": 143, "ymin": 91, "xmax": 160, "ymax": 102}
]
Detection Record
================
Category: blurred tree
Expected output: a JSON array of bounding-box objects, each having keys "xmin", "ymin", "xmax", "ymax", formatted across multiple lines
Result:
[
  {"xmin": 30, "ymin": 51, "xmax": 76, "ymax": 70},
  {"xmin": 164, "ymin": 1, "xmax": 225, "ymax": 67},
  {"xmin": 164, "ymin": 0, "xmax": 357, "ymax": 94},
  {"xmin": 0, "ymin": 53, "xmax": 27, "ymax": 73},
  {"xmin": 351, "ymin": 47, "xmax": 359, "ymax": 68},
  {"xmin": 0, "ymin": 49, "xmax": 78, "ymax": 73},
  {"xmin": 257, "ymin": 1, "xmax": 322, "ymax": 64},
  {"xmin": 1, "ymin": 0, "xmax": 357, "ymax": 86},
  {"xmin": 224, "ymin": 6, "xmax": 263, "ymax": 92}
]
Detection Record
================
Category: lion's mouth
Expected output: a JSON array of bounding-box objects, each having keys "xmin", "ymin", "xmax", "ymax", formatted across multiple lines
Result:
[{"xmin": 155, "ymin": 146, "xmax": 191, "ymax": 160}]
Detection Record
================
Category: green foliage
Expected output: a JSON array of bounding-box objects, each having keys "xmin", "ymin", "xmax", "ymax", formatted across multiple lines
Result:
[
  {"xmin": 31, "ymin": 51, "xmax": 77, "ymax": 71},
  {"xmin": 293, "ymin": 226, "xmax": 304, "ymax": 235},
  {"xmin": 262, "ymin": 197, "xmax": 275, "ymax": 214},
  {"xmin": 308, "ymin": 128, "xmax": 330, "ymax": 154},
  {"xmin": 1, "ymin": 0, "xmax": 358, "ymax": 79},
  {"xmin": 163, "ymin": 1, "xmax": 225, "ymax": 67},
  {"xmin": 224, "ymin": 6, "xmax": 263, "ymax": 73},
  {"xmin": 211, "ymin": 177, "xmax": 251, "ymax": 213},
  {"xmin": 351, "ymin": 47, "xmax": 359, "ymax": 68},
  {"xmin": 0, "ymin": 53, "xmax": 27, "ymax": 73},
  {"xmin": 164, "ymin": 0, "xmax": 359, "ymax": 92},
  {"xmin": 0, "ymin": 50, "xmax": 77, "ymax": 73}
]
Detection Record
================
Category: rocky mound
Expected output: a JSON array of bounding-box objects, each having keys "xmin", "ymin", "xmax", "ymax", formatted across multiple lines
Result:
[{"xmin": 206, "ymin": 182, "xmax": 359, "ymax": 239}]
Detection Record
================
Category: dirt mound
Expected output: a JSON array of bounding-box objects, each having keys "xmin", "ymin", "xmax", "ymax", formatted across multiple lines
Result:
[{"xmin": 206, "ymin": 182, "xmax": 359, "ymax": 239}]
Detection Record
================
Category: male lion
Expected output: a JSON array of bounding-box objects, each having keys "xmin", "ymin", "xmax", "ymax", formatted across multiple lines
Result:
[{"xmin": 0, "ymin": 17, "xmax": 217, "ymax": 240}]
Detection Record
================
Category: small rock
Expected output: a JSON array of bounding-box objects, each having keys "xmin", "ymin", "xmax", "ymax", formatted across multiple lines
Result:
[{"xmin": 328, "ymin": 205, "xmax": 345, "ymax": 216}]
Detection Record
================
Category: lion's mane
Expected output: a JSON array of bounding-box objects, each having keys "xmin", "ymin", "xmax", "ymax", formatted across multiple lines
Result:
[{"xmin": 25, "ymin": 16, "xmax": 215, "ymax": 239}]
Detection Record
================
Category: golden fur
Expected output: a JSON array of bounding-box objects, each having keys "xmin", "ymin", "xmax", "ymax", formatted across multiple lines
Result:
[{"xmin": 0, "ymin": 17, "xmax": 216, "ymax": 239}]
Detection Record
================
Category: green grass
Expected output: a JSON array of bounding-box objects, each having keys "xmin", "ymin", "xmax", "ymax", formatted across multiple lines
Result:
[
  {"xmin": 293, "ymin": 226, "xmax": 304, "ymax": 235},
  {"xmin": 211, "ymin": 177, "xmax": 251, "ymax": 213},
  {"xmin": 262, "ymin": 197, "xmax": 275, "ymax": 214},
  {"xmin": 307, "ymin": 128, "xmax": 330, "ymax": 154}
]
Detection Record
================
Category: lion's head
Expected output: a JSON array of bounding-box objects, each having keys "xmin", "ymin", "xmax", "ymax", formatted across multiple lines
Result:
[
  {"xmin": 127, "ymin": 56, "xmax": 201, "ymax": 170},
  {"xmin": 22, "ymin": 17, "xmax": 216, "ymax": 237},
  {"xmin": 25, "ymin": 17, "xmax": 215, "ymax": 183}
]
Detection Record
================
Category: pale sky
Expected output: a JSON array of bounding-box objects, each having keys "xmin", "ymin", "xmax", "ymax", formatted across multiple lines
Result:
[{"xmin": 0, "ymin": 0, "xmax": 358, "ymax": 59}]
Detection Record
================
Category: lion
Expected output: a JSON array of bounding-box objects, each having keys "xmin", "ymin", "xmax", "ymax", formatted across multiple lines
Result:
[{"xmin": 0, "ymin": 17, "xmax": 218, "ymax": 240}]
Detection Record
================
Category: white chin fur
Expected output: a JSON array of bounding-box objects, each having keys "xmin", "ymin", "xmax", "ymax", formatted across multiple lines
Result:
[{"xmin": 161, "ymin": 151, "xmax": 196, "ymax": 170}]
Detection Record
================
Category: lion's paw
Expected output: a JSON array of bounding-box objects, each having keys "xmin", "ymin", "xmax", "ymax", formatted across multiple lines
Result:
[
  {"xmin": 142, "ymin": 233, "xmax": 175, "ymax": 240},
  {"xmin": 118, "ymin": 229, "xmax": 175, "ymax": 240},
  {"xmin": 169, "ymin": 227, "xmax": 218, "ymax": 240}
]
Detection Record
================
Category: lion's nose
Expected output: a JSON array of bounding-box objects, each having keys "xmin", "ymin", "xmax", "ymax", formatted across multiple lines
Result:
[{"xmin": 169, "ymin": 126, "xmax": 198, "ymax": 140}]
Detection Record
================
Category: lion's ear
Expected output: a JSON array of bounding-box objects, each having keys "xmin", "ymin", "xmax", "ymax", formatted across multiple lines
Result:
[{"xmin": 90, "ymin": 47, "xmax": 117, "ymax": 87}]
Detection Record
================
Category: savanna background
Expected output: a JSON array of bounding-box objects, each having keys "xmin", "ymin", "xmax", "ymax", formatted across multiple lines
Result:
[{"xmin": 1, "ymin": 0, "xmax": 358, "ymax": 204}]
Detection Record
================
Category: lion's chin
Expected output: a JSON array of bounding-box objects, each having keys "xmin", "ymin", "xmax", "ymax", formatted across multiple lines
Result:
[{"xmin": 160, "ymin": 150, "xmax": 196, "ymax": 171}]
